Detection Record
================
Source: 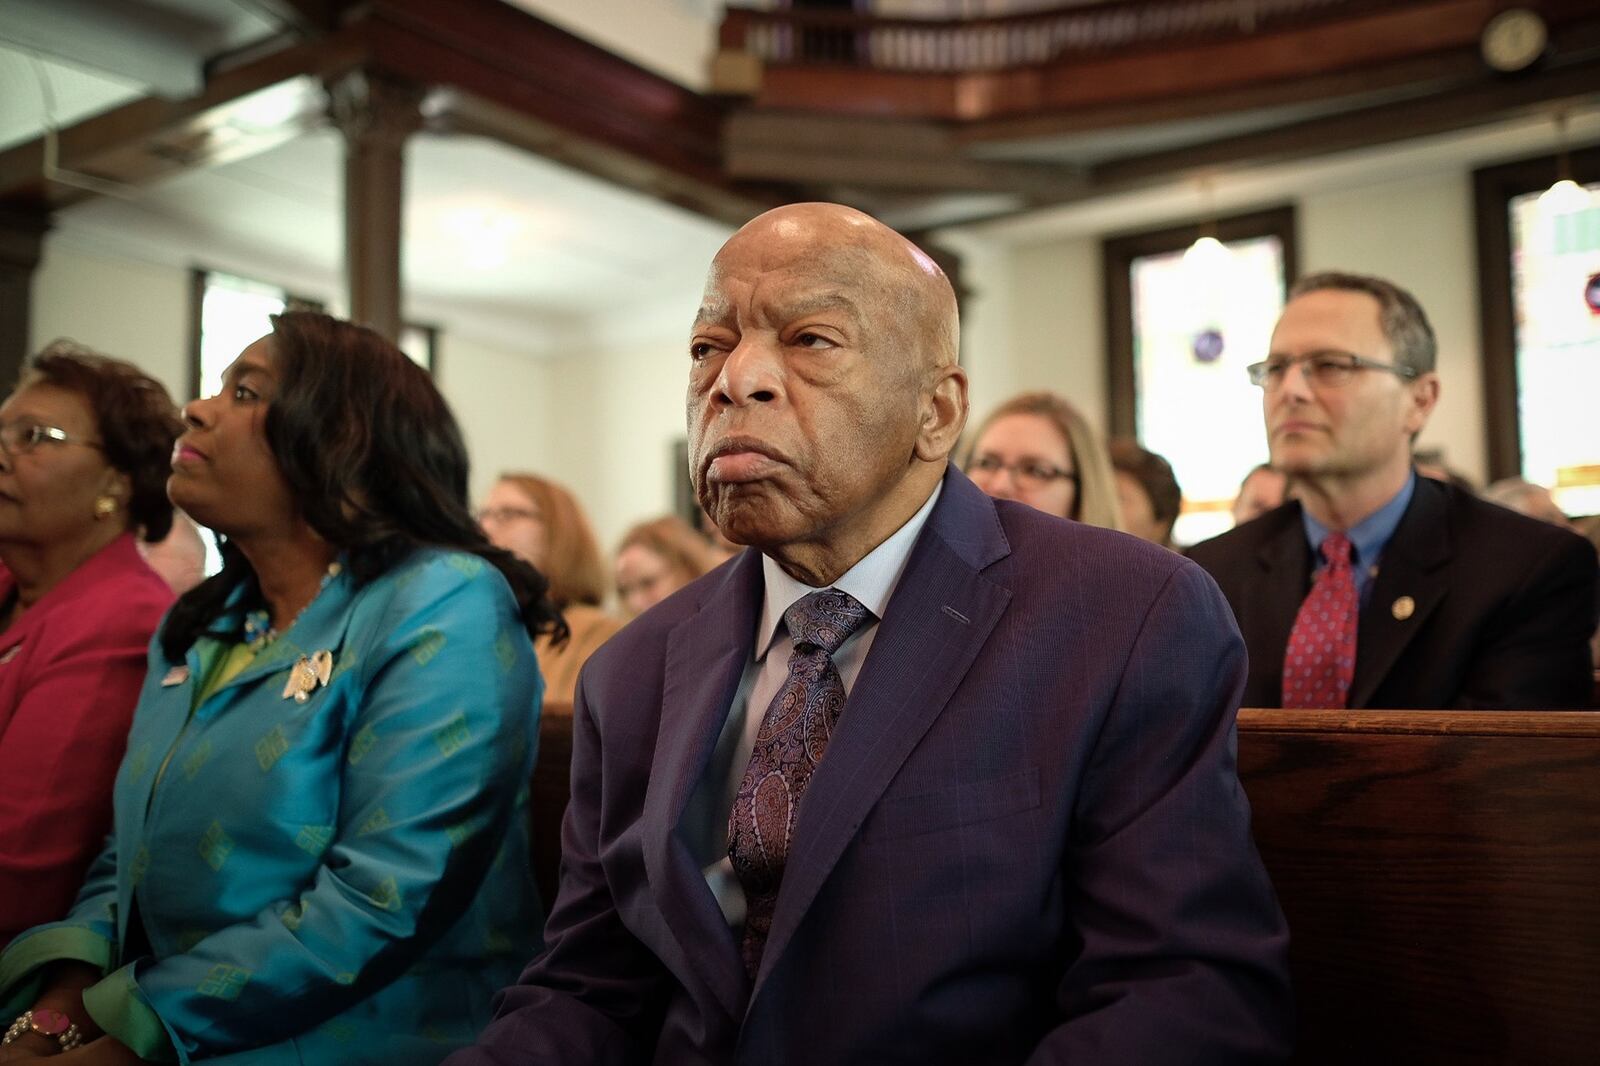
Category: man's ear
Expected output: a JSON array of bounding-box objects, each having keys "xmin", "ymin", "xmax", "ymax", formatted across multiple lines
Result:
[
  {"xmin": 1404, "ymin": 372, "xmax": 1441, "ymax": 436},
  {"xmin": 913, "ymin": 364, "xmax": 968, "ymax": 463}
]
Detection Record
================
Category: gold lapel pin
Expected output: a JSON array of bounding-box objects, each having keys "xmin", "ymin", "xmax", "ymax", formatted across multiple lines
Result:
[
  {"xmin": 161, "ymin": 665, "xmax": 190, "ymax": 687},
  {"xmin": 283, "ymin": 650, "xmax": 335, "ymax": 703},
  {"xmin": 1391, "ymin": 595, "xmax": 1416, "ymax": 621}
]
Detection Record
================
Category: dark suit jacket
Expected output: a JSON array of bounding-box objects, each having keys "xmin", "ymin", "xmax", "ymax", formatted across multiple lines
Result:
[
  {"xmin": 449, "ymin": 468, "xmax": 1292, "ymax": 1065},
  {"xmin": 1187, "ymin": 476, "xmax": 1598, "ymax": 709}
]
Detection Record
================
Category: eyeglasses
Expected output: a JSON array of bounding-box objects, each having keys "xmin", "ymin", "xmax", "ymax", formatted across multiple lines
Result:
[
  {"xmin": 966, "ymin": 454, "xmax": 1078, "ymax": 492},
  {"xmin": 476, "ymin": 506, "xmax": 542, "ymax": 526},
  {"xmin": 0, "ymin": 421, "xmax": 104, "ymax": 456},
  {"xmin": 1247, "ymin": 351, "xmax": 1419, "ymax": 389}
]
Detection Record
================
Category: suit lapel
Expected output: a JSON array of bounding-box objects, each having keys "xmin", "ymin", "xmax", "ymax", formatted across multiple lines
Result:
[
  {"xmin": 641, "ymin": 551, "xmax": 762, "ymax": 1020},
  {"xmin": 1350, "ymin": 480, "xmax": 1452, "ymax": 709},
  {"xmin": 753, "ymin": 471, "xmax": 1012, "ymax": 995},
  {"xmin": 1247, "ymin": 508, "xmax": 1311, "ymax": 706}
]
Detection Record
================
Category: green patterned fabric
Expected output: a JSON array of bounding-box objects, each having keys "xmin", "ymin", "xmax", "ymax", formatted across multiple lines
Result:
[{"xmin": 0, "ymin": 549, "xmax": 545, "ymax": 1063}]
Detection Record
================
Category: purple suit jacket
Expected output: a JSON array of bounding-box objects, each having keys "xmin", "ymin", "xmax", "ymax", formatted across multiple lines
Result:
[{"xmin": 450, "ymin": 468, "xmax": 1292, "ymax": 1065}]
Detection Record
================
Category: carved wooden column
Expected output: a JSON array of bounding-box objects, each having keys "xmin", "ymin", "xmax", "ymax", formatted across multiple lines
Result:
[
  {"xmin": 327, "ymin": 71, "xmax": 423, "ymax": 342},
  {"xmin": 0, "ymin": 205, "xmax": 52, "ymax": 386}
]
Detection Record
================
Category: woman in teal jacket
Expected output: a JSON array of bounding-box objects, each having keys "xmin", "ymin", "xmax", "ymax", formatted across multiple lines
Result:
[{"xmin": 0, "ymin": 312, "xmax": 564, "ymax": 1065}]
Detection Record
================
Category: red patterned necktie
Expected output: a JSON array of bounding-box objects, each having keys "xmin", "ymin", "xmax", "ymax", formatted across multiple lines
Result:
[
  {"xmin": 1281, "ymin": 531, "xmax": 1358, "ymax": 709},
  {"xmin": 728, "ymin": 588, "xmax": 871, "ymax": 978}
]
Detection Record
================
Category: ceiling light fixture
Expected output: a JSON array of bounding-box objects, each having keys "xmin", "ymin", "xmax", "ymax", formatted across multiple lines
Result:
[{"xmin": 1540, "ymin": 109, "xmax": 1594, "ymax": 214}]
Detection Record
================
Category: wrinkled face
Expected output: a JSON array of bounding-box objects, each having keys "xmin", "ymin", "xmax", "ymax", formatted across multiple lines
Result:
[
  {"xmin": 615, "ymin": 543, "xmax": 689, "ymax": 617},
  {"xmin": 168, "ymin": 336, "xmax": 297, "ymax": 540},
  {"xmin": 1233, "ymin": 467, "xmax": 1288, "ymax": 525},
  {"xmin": 1265, "ymin": 290, "xmax": 1434, "ymax": 481},
  {"xmin": 687, "ymin": 224, "xmax": 927, "ymax": 553},
  {"xmin": 479, "ymin": 480, "xmax": 547, "ymax": 569},
  {"xmin": 0, "ymin": 383, "xmax": 125, "ymax": 547},
  {"xmin": 966, "ymin": 413, "xmax": 1078, "ymax": 519}
]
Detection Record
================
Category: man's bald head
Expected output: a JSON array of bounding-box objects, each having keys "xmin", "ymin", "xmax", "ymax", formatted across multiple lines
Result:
[{"xmin": 705, "ymin": 203, "xmax": 960, "ymax": 373}]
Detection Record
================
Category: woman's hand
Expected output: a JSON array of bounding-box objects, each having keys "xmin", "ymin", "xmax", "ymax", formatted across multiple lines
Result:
[{"xmin": 0, "ymin": 1040, "xmax": 49, "ymax": 1062}]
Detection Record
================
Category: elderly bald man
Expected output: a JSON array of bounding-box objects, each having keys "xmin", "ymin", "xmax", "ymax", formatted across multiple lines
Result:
[{"xmin": 449, "ymin": 204, "xmax": 1292, "ymax": 1065}]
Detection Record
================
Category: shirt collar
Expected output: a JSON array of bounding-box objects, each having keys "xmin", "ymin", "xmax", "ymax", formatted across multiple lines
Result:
[
  {"xmin": 1301, "ymin": 469, "xmax": 1416, "ymax": 566},
  {"xmin": 754, "ymin": 482, "xmax": 942, "ymax": 660}
]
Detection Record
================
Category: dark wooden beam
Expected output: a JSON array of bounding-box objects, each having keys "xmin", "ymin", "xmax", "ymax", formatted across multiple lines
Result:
[
  {"xmin": 0, "ymin": 206, "xmax": 53, "ymax": 387},
  {"xmin": 0, "ymin": 31, "xmax": 366, "ymax": 209},
  {"xmin": 1090, "ymin": 57, "xmax": 1600, "ymax": 190},
  {"xmin": 724, "ymin": 113, "xmax": 1083, "ymax": 197},
  {"xmin": 234, "ymin": 0, "xmax": 355, "ymax": 35},
  {"xmin": 328, "ymin": 68, "xmax": 423, "ymax": 342}
]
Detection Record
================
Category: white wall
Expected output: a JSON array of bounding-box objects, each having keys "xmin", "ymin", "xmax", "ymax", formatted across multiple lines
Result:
[
  {"xmin": 1298, "ymin": 172, "xmax": 1484, "ymax": 481},
  {"xmin": 24, "ymin": 163, "xmax": 1504, "ymax": 564},
  {"xmin": 28, "ymin": 240, "xmax": 565, "ymax": 509},
  {"xmin": 947, "ymin": 168, "xmax": 1489, "ymax": 483},
  {"xmin": 32, "ymin": 244, "xmax": 190, "ymax": 396}
]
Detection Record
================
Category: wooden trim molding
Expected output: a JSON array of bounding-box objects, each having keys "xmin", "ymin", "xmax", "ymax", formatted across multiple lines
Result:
[
  {"xmin": 1101, "ymin": 205, "xmax": 1297, "ymax": 438},
  {"xmin": 1472, "ymin": 142, "xmax": 1600, "ymax": 482}
]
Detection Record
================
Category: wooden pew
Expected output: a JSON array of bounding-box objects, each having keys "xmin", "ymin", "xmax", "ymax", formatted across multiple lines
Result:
[
  {"xmin": 1237, "ymin": 709, "xmax": 1600, "ymax": 1065},
  {"xmin": 530, "ymin": 704, "xmax": 574, "ymax": 909},
  {"xmin": 529, "ymin": 706, "xmax": 1600, "ymax": 1061}
]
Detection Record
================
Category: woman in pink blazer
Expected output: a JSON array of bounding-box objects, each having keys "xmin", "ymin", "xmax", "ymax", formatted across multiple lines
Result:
[{"xmin": 0, "ymin": 343, "xmax": 182, "ymax": 946}]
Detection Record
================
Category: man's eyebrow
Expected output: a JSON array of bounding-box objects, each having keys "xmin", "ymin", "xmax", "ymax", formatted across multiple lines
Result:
[
  {"xmin": 692, "ymin": 301, "xmax": 729, "ymax": 330},
  {"xmin": 775, "ymin": 292, "xmax": 864, "ymax": 325}
]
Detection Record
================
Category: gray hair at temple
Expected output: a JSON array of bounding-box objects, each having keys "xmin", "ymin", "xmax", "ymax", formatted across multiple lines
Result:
[{"xmin": 1289, "ymin": 271, "xmax": 1437, "ymax": 374}]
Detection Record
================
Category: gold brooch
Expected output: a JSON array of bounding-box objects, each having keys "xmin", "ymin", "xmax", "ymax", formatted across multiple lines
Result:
[{"xmin": 283, "ymin": 650, "xmax": 334, "ymax": 703}]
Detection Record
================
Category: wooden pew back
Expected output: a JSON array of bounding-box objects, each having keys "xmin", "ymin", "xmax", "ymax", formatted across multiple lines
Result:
[
  {"xmin": 529, "ymin": 706, "xmax": 1600, "ymax": 1061},
  {"xmin": 530, "ymin": 705, "xmax": 575, "ymax": 908},
  {"xmin": 1237, "ymin": 709, "xmax": 1600, "ymax": 1065}
]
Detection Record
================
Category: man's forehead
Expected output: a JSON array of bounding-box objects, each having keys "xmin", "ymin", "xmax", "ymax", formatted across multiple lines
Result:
[
  {"xmin": 1272, "ymin": 290, "xmax": 1386, "ymax": 347},
  {"xmin": 696, "ymin": 245, "xmax": 882, "ymax": 321}
]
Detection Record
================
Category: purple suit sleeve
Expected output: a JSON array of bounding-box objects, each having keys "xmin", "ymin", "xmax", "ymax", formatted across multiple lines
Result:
[
  {"xmin": 1029, "ymin": 560, "xmax": 1294, "ymax": 1065},
  {"xmin": 444, "ymin": 676, "xmax": 672, "ymax": 1066}
]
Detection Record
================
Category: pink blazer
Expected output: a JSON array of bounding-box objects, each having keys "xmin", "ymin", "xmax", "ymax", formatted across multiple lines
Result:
[{"xmin": 0, "ymin": 532, "xmax": 173, "ymax": 945}]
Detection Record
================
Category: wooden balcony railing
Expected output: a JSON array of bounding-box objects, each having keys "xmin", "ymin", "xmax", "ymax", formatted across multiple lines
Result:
[{"xmin": 718, "ymin": 0, "xmax": 1393, "ymax": 74}]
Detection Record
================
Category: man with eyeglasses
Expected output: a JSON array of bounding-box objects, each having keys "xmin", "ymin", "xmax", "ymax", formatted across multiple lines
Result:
[{"xmin": 1190, "ymin": 271, "xmax": 1596, "ymax": 709}]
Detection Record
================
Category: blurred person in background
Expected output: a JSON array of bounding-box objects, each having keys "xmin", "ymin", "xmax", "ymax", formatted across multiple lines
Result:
[
  {"xmin": 963, "ymin": 391, "xmax": 1123, "ymax": 529},
  {"xmin": 1231, "ymin": 463, "xmax": 1291, "ymax": 527},
  {"xmin": 0, "ymin": 311, "xmax": 558, "ymax": 1064},
  {"xmin": 480, "ymin": 473, "xmax": 621, "ymax": 706},
  {"xmin": 139, "ymin": 510, "xmax": 209, "ymax": 595},
  {"xmin": 0, "ymin": 343, "xmax": 181, "ymax": 948},
  {"xmin": 1109, "ymin": 439, "xmax": 1181, "ymax": 549},
  {"xmin": 615, "ymin": 514, "xmax": 721, "ymax": 618},
  {"xmin": 1482, "ymin": 477, "xmax": 1573, "ymax": 529}
]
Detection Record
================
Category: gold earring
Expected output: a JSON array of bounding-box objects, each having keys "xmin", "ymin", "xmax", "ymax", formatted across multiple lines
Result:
[{"xmin": 94, "ymin": 496, "xmax": 118, "ymax": 520}]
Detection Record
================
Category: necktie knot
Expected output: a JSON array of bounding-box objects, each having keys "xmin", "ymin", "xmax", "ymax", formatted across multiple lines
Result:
[
  {"xmin": 784, "ymin": 588, "xmax": 871, "ymax": 656},
  {"xmin": 1321, "ymin": 531, "xmax": 1353, "ymax": 568}
]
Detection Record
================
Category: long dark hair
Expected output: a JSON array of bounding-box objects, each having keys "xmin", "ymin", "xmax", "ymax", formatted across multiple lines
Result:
[{"xmin": 160, "ymin": 311, "xmax": 566, "ymax": 660}]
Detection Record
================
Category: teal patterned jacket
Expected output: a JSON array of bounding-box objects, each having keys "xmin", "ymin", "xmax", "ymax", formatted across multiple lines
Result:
[{"xmin": 0, "ymin": 548, "xmax": 544, "ymax": 1064}]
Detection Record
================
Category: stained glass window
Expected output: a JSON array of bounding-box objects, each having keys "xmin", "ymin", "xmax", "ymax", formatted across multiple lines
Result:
[
  {"xmin": 1130, "ymin": 235, "xmax": 1288, "ymax": 545},
  {"xmin": 1508, "ymin": 181, "xmax": 1600, "ymax": 516}
]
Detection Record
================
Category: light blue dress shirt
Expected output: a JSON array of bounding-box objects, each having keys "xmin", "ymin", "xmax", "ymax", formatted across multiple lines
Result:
[{"xmin": 1300, "ymin": 470, "xmax": 1417, "ymax": 606}]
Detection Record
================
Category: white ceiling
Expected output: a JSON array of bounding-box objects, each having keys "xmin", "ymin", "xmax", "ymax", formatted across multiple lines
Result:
[
  {"xmin": 0, "ymin": 42, "xmax": 147, "ymax": 152},
  {"xmin": 48, "ymin": 122, "xmax": 734, "ymax": 356},
  {"xmin": 948, "ymin": 105, "xmax": 1600, "ymax": 245}
]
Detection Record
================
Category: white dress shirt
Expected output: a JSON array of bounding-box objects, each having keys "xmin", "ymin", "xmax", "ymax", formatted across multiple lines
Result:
[{"xmin": 686, "ymin": 483, "xmax": 943, "ymax": 927}]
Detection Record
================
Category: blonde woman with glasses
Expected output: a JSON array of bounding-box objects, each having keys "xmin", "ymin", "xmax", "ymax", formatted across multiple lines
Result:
[{"xmin": 964, "ymin": 391, "xmax": 1123, "ymax": 530}]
